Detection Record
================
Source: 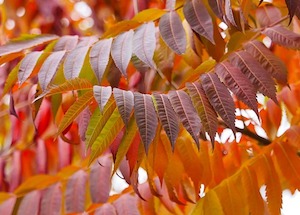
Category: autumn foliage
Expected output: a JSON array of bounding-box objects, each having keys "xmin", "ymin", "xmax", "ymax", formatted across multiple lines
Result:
[{"xmin": 0, "ymin": 0, "xmax": 300, "ymax": 214}]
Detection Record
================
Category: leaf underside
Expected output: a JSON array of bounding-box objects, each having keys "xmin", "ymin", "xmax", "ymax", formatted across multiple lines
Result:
[{"xmin": 113, "ymin": 88, "xmax": 134, "ymax": 127}]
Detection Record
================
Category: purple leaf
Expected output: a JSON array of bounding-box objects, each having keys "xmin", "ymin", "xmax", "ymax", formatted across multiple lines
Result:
[
  {"xmin": 93, "ymin": 86, "xmax": 112, "ymax": 113},
  {"xmin": 53, "ymin": 35, "xmax": 78, "ymax": 51},
  {"xmin": 40, "ymin": 183, "xmax": 62, "ymax": 215},
  {"xmin": 113, "ymin": 88, "xmax": 134, "ymax": 127}
]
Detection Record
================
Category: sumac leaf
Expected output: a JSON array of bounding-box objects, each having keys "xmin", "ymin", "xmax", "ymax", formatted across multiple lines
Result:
[
  {"xmin": 93, "ymin": 86, "xmax": 112, "ymax": 113},
  {"xmin": 64, "ymin": 46, "xmax": 90, "ymax": 80},
  {"xmin": 243, "ymin": 40, "xmax": 288, "ymax": 85},
  {"xmin": 168, "ymin": 90, "xmax": 201, "ymax": 147},
  {"xmin": 113, "ymin": 194, "xmax": 139, "ymax": 215},
  {"xmin": 111, "ymin": 30, "xmax": 134, "ymax": 76},
  {"xmin": 89, "ymin": 38, "xmax": 113, "ymax": 83},
  {"xmin": 65, "ymin": 170, "xmax": 87, "ymax": 213},
  {"xmin": 77, "ymin": 107, "xmax": 91, "ymax": 141},
  {"xmin": 18, "ymin": 51, "xmax": 43, "ymax": 85},
  {"xmin": 229, "ymin": 51, "xmax": 278, "ymax": 103},
  {"xmin": 256, "ymin": 5, "xmax": 282, "ymax": 28},
  {"xmin": 38, "ymin": 50, "xmax": 66, "ymax": 91},
  {"xmin": 113, "ymin": 88, "xmax": 134, "ymax": 127},
  {"xmin": 285, "ymin": 0, "xmax": 299, "ymax": 23},
  {"xmin": 40, "ymin": 183, "xmax": 62, "ymax": 215},
  {"xmin": 208, "ymin": 0, "xmax": 223, "ymax": 19},
  {"xmin": 134, "ymin": 92, "xmax": 158, "ymax": 153},
  {"xmin": 17, "ymin": 191, "xmax": 41, "ymax": 215},
  {"xmin": 159, "ymin": 11, "xmax": 187, "ymax": 55},
  {"xmin": 53, "ymin": 35, "xmax": 78, "ymax": 51},
  {"xmin": 183, "ymin": 0, "xmax": 215, "ymax": 44},
  {"xmin": 133, "ymin": 22, "xmax": 156, "ymax": 69},
  {"xmin": 90, "ymin": 154, "xmax": 112, "ymax": 203},
  {"xmin": 215, "ymin": 61, "xmax": 258, "ymax": 115},
  {"xmin": 262, "ymin": 25, "xmax": 300, "ymax": 49},
  {"xmin": 186, "ymin": 82, "xmax": 218, "ymax": 143},
  {"xmin": 201, "ymin": 72, "xmax": 236, "ymax": 133},
  {"xmin": 94, "ymin": 203, "xmax": 117, "ymax": 215},
  {"xmin": 225, "ymin": 0, "xmax": 236, "ymax": 26},
  {"xmin": 0, "ymin": 34, "xmax": 58, "ymax": 57},
  {"xmin": 153, "ymin": 93, "xmax": 179, "ymax": 149}
]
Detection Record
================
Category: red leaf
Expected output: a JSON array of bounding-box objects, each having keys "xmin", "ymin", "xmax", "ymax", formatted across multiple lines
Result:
[
  {"xmin": 201, "ymin": 72, "xmax": 236, "ymax": 133},
  {"xmin": 93, "ymin": 86, "xmax": 112, "ymax": 113},
  {"xmin": 89, "ymin": 38, "xmax": 113, "ymax": 83},
  {"xmin": 262, "ymin": 25, "xmax": 300, "ymax": 49},
  {"xmin": 111, "ymin": 30, "xmax": 134, "ymax": 77},
  {"xmin": 17, "ymin": 191, "xmax": 42, "ymax": 215},
  {"xmin": 53, "ymin": 35, "xmax": 78, "ymax": 51},
  {"xmin": 183, "ymin": 0, "xmax": 215, "ymax": 44},
  {"xmin": 113, "ymin": 194, "xmax": 139, "ymax": 215},
  {"xmin": 133, "ymin": 22, "xmax": 156, "ymax": 69},
  {"xmin": 159, "ymin": 11, "xmax": 187, "ymax": 55},
  {"xmin": 134, "ymin": 92, "xmax": 158, "ymax": 153},
  {"xmin": 168, "ymin": 90, "xmax": 201, "ymax": 147},
  {"xmin": 113, "ymin": 88, "xmax": 134, "ymax": 127},
  {"xmin": 215, "ymin": 61, "xmax": 258, "ymax": 115},
  {"xmin": 65, "ymin": 170, "xmax": 87, "ymax": 213},
  {"xmin": 243, "ymin": 40, "xmax": 288, "ymax": 85},
  {"xmin": 90, "ymin": 154, "xmax": 112, "ymax": 203},
  {"xmin": 18, "ymin": 51, "xmax": 43, "ymax": 85},
  {"xmin": 40, "ymin": 183, "xmax": 62, "ymax": 215},
  {"xmin": 63, "ymin": 46, "xmax": 90, "ymax": 80},
  {"xmin": 94, "ymin": 203, "xmax": 117, "ymax": 215},
  {"xmin": 229, "ymin": 50, "xmax": 278, "ymax": 104},
  {"xmin": 38, "ymin": 50, "xmax": 66, "ymax": 91},
  {"xmin": 153, "ymin": 93, "xmax": 179, "ymax": 149},
  {"xmin": 186, "ymin": 82, "xmax": 218, "ymax": 143}
]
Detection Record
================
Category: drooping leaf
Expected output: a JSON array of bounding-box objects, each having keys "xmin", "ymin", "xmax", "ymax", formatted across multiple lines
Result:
[
  {"xmin": 17, "ymin": 191, "xmax": 41, "ymax": 215},
  {"xmin": 76, "ymin": 36, "xmax": 98, "ymax": 47},
  {"xmin": 9, "ymin": 94, "xmax": 18, "ymax": 118},
  {"xmin": 111, "ymin": 30, "xmax": 134, "ymax": 76},
  {"xmin": 225, "ymin": 0, "xmax": 236, "ymax": 26},
  {"xmin": 94, "ymin": 203, "xmax": 117, "ymax": 215},
  {"xmin": 191, "ymin": 190, "xmax": 224, "ymax": 215},
  {"xmin": 134, "ymin": 92, "xmax": 158, "ymax": 153},
  {"xmin": 57, "ymin": 90, "xmax": 94, "ymax": 137},
  {"xmin": 102, "ymin": 20, "xmax": 140, "ymax": 38},
  {"xmin": 159, "ymin": 11, "xmax": 187, "ymax": 55},
  {"xmin": 183, "ymin": 0, "xmax": 215, "ymax": 44},
  {"xmin": 63, "ymin": 46, "xmax": 90, "ymax": 80},
  {"xmin": 37, "ymin": 78, "xmax": 93, "ymax": 99},
  {"xmin": 65, "ymin": 170, "xmax": 87, "ymax": 213},
  {"xmin": 113, "ymin": 117, "xmax": 138, "ymax": 174},
  {"xmin": 153, "ymin": 93, "xmax": 179, "ymax": 149},
  {"xmin": 113, "ymin": 194, "xmax": 139, "ymax": 215},
  {"xmin": 40, "ymin": 183, "xmax": 62, "ymax": 215},
  {"xmin": 53, "ymin": 35, "xmax": 78, "ymax": 51},
  {"xmin": 18, "ymin": 51, "xmax": 43, "ymax": 85},
  {"xmin": 256, "ymin": 5, "xmax": 282, "ymax": 28},
  {"xmin": 113, "ymin": 88, "xmax": 134, "ymax": 127},
  {"xmin": 168, "ymin": 90, "xmax": 201, "ymax": 147},
  {"xmin": 89, "ymin": 108, "xmax": 124, "ymax": 165},
  {"xmin": 89, "ymin": 38, "xmax": 113, "ymax": 83},
  {"xmin": 90, "ymin": 154, "xmax": 112, "ymax": 203},
  {"xmin": 262, "ymin": 25, "xmax": 300, "ymax": 49},
  {"xmin": 215, "ymin": 61, "xmax": 258, "ymax": 115},
  {"xmin": 229, "ymin": 51, "xmax": 278, "ymax": 103},
  {"xmin": 285, "ymin": 0, "xmax": 299, "ymax": 23},
  {"xmin": 132, "ymin": 8, "xmax": 166, "ymax": 22},
  {"xmin": 166, "ymin": 0, "xmax": 176, "ymax": 10},
  {"xmin": 201, "ymin": 72, "xmax": 236, "ymax": 133},
  {"xmin": 38, "ymin": 50, "xmax": 66, "ymax": 91},
  {"xmin": 186, "ymin": 82, "xmax": 218, "ymax": 143},
  {"xmin": 243, "ymin": 40, "xmax": 288, "ymax": 85},
  {"xmin": 85, "ymin": 101, "xmax": 116, "ymax": 149},
  {"xmin": 0, "ymin": 34, "xmax": 58, "ymax": 57},
  {"xmin": 93, "ymin": 86, "xmax": 112, "ymax": 113},
  {"xmin": 77, "ymin": 107, "xmax": 91, "ymax": 141},
  {"xmin": 0, "ymin": 196, "xmax": 16, "ymax": 215},
  {"xmin": 133, "ymin": 22, "xmax": 156, "ymax": 69},
  {"xmin": 208, "ymin": 0, "xmax": 223, "ymax": 19}
]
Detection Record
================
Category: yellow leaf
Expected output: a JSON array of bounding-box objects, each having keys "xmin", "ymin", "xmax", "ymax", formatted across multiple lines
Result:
[
  {"xmin": 191, "ymin": 190, "xmax": 224, "ymax": 215},
  {"xmin": 132, "ymin": 8, "xmax": 166, "ymax": 23}
]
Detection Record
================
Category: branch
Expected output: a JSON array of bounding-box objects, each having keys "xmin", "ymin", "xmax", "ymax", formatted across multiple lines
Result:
[{"xmin": 218, "ymin": 120, "xmax": 271, "ymax": 145}]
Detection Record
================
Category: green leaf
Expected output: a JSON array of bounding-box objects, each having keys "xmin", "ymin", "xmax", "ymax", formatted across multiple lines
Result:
[{"xmin": 89, "ymin": 108, "xmax": 124, "ymax": 165}]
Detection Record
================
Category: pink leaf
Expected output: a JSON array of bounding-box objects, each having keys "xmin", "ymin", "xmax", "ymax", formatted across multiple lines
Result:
[
  {"xmin": 38, "ymin": 50, "xmax": 66, "ymax": 91},
  {"xmin": 0, "ymin": 196, "xmax": 16, "ymax": 215},
  {"xmin": 53, "ymin": 35, "xmax": 78, "ymax": 51},
  {"xmin": 111, "ymin": 30, "xmax": 134, "ymax": 77},
  {"xmin": 17, "ymin": 191, "xmax": 42, "ymax": 215},
  {"xmin": 90, "ymin": 38, "xmax": 113, "ymax": 83},
  {"xmin": 134, "ymin": 92, "xmax": 158, "ymax": 153},
  {"xmin": 94, "ymin": 203, "xmax": 117, "ymax": 215},
  {"xmin": 159, "ymin": 11, "xmax": 187, "ymax": 55},
  {"xmin": 113, "ymin": 88, "xmax": 134, "ymax": 127},
  {"xmin": 93, "ymin": 86, "xmax": 112, "ymax": 113},
  {"xmin": 40, "ymin": 183, "xmax": 62, "ymax": 215},
  {"xmin": 113, "ymin": 194, "xmax": 139, "ymax": 215},
  {"xmin": 168, "ymin": 90, "xmax": 201, "ymax": 147}
]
